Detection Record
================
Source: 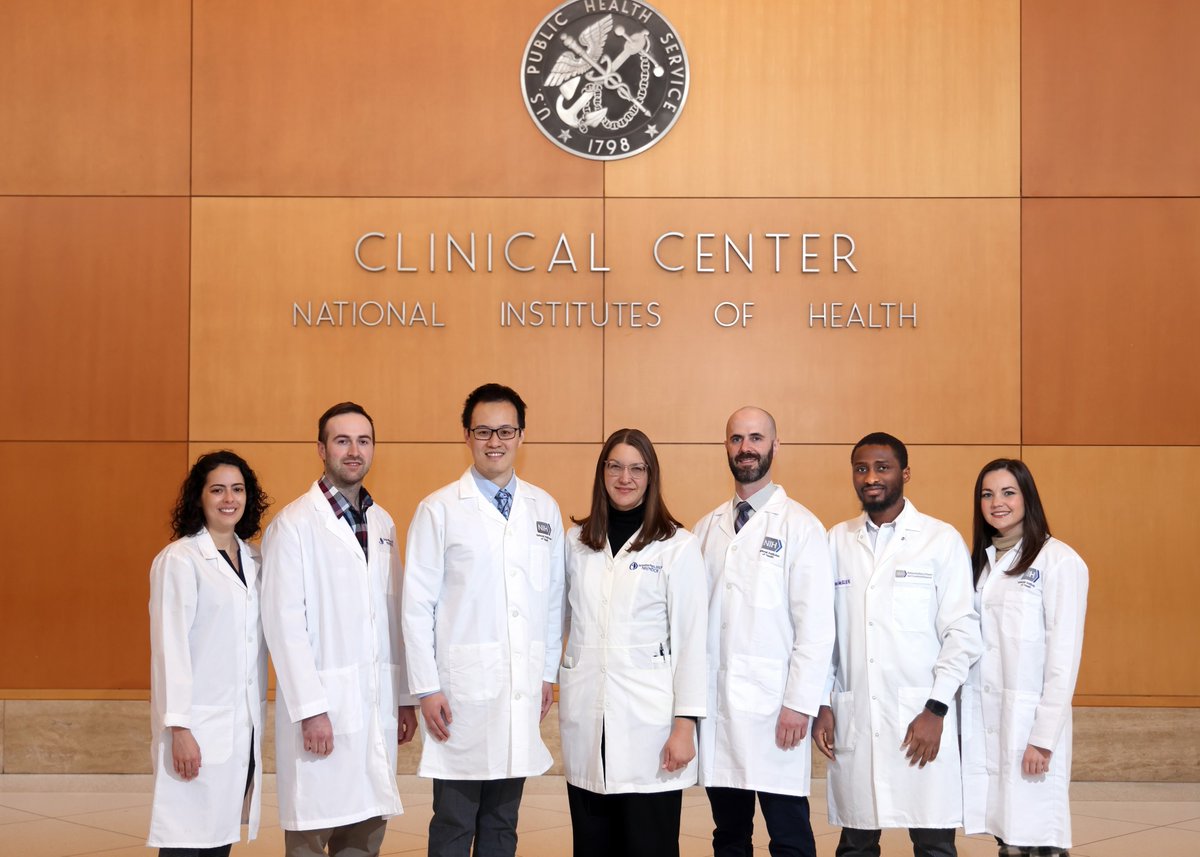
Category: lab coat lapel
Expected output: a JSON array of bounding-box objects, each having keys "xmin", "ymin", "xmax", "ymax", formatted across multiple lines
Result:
[{"xmin": 308, "ymin": 482, "xmax": 366, "ymax": 562}]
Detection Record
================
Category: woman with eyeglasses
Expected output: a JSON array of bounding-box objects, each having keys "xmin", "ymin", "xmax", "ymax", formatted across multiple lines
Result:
[
  {"xmin": 148, "ymin": 451, "xmax": 271, "ymax": 856},
  {"xmin": 960, "ymin": 459, "xmax": 1089, "ymax": 857},
  {"xmin": 557, "ymin": 428, "xmax": 707, "ymax": 857}
]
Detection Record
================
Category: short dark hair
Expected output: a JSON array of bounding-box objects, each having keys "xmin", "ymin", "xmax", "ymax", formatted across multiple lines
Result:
[
  {"xmin": 170, "ymin": 450, "xmax": 271, "ymax": 541},
  {"xmin": 971, "ymin": 459, "xmax": 1052, "ymax": 585},
  {"xmin": 572, "ymin": 428, "xmax": 681, "ymax": 552},
  {"xmin": 852, "ymin": 431, "xmax": 908, "ymax": 469},
  {"xmin": 461, "ymin": 383, "xmax": 527, "ymax": 430},
  {"xmin": 318, "ymin": 402, "xmax": 374, "ymax": 444}
]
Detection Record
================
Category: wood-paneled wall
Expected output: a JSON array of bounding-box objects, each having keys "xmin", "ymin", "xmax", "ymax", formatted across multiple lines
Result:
[{"xmin": 1, "ymin": 1, "xmax": 1197, "ymax": 706}]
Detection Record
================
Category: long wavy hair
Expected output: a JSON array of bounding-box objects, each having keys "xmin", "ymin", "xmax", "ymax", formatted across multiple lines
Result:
[
  {"xmin": 971, "ymin": 458, "xmax": 1051, "ymax": 586},
  {"xmin": 572, "ymin": 428, "xmax": 681, "ymax": 552},
  {"xmin": 170, "ymin": 450, "xmax": 270, "ymax": 541}
]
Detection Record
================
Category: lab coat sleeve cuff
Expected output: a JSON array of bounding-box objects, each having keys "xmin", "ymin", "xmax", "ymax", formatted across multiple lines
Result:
[
  {"xmin": 929, "ymin": 675, "xmax": 960, "ymax": 707},
  {"xmin": 162, "ymin": 712, "xmax": 191, "ymax": 729},
  {"xmin": 288, "ymin": 699, "xmax": 331, "ymax": 724},
  {"xmin": 673, "ymin": 705, "xmax": 706, "ymax": 718}
]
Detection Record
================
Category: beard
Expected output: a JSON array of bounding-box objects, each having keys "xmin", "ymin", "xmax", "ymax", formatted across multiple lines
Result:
[
  {"xmin": 857, "ymin": 482, "xmax": 901, "ymax": 513},
  {"xmin": 727, "ymin": 447, "xmax": 774, "ymax": 484}
]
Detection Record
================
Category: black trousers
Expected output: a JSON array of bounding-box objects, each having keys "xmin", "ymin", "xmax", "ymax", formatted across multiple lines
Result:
[
  {"xmin": 428, "ymin": 777, "xmax": 526, "ymax": 857},
  {"xmin": 835, "ymin": 826, "xmax": 957, "ymax": 857},
  {"xmin": 706, "ymin": 787, "xmax": 816, "ymax": 857},
  {"xmin": 567, "ymin": 782, "xmax": 682, "ymax": 857}
]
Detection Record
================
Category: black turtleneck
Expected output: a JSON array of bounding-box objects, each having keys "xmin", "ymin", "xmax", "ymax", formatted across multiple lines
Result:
[{"xmin": 607, "ymin": 502, "xmax": 646, "ymax": 555}]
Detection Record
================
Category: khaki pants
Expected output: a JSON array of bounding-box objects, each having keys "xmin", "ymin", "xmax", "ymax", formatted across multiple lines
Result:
[{"xmin": 284, "ymin": 816, "xmax": 387, "ymax": 857}]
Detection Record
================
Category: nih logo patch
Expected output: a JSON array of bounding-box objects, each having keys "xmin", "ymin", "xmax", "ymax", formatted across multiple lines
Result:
[
  {"xmin": 1019, "ymin": 567, "xmax": 1042, "ymax": 590},
  {"xmin": 535, "ymin": 521, "xmax": 553, "ymax": 541},
  {"xmin": 760, "ymin": 537, "xmax": 783, "ymax": 559}
]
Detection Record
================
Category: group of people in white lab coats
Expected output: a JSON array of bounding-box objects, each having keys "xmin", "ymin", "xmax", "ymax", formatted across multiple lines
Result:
[{"xmin": 147, "ymin": 395, "xmax": 1087, "ymax": 857}]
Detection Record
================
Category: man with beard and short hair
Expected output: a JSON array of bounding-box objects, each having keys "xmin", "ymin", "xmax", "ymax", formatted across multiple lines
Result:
[
  {"xmin": 693, "ymin": 406, "xmax": 835, "ymax": 857},
  {"xmin": 813, "ymin": 432, "xmax": 981, "ymax": 857},
  {"xmin": 262, "ymin": 402, "xmax": 419, "ymax": 857}
]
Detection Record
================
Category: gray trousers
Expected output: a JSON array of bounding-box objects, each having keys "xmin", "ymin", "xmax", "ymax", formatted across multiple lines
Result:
[
  {"xmin": 836, "ymin": 826, "xmax": 957, "ymax": 857},
  {"xmin": 284, "ymin": 816, "xmax": 387, "ymax": 857},
  {"xmin": 428, "ymin": 777, "xmax": 526, "ymax": 857}
]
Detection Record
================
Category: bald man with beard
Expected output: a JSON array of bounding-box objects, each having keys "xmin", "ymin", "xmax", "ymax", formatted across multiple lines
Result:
[{"xmin": 693, "ymin": 407, "xmax": 836, "ymax": 857}]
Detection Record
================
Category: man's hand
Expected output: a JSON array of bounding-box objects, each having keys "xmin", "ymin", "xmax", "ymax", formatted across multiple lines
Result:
[
  {"xmin": 813, "ymin": 705, "xmax": 836, "ymax": 760},
  {"xmin": 901, "ymin": 709, "xmax": 943, "ymax": 768},
  {"xmin": 301, "ymin": 712, "xmax": 335, "ymax": 757},
  {"xmin": 420, "ymin": 692, "xmax": 453, "ymax": 742},
  {"xmin": 171, "ymin": 727, "xmax": 201, "ymax": 780},
  {"xmin": 661, "ymin": 717, "xmax": 696, "ymax": 773},
  {"xmin": 541, "ymin": 681, "xmax": 554, "ymax": 722},
  {"xmin": 775, "ymin": 706, "xmax": 809, "ymax": 750},
  {"xmin": 1022, "ymin": 744, "xmax": 1052, "ymax": 777},
  {"xmin": 398, "ymin": 705, "xmax": 419, "ymax": 745}
]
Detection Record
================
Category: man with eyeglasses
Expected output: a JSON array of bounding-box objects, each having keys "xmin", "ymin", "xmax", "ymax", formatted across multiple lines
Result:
[
  {"xmin": 693, "ymin": 406, "xmax": 836, "ymax": 857},
  {"xmin": 402, "ymin": 383, "xmax": 566, "ymax": 857}
]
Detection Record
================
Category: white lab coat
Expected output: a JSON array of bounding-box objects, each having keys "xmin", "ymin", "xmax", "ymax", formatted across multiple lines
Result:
[
  {"xmin": 148, "ymin": 529, "xmax": 266, "ymax": 848},
  {"xmin": 403, "ymin": 470, "xmax": 566, "ymax": 779},
  {"xmin": 693, "ymin": 487, "xmax": 836, "ymax": 796},
  {"xmin": 261, "ymin": 482, "xmax": 413, "ymax": 830},
  {"xmin": 962, "ymin": 537, "xmax": 1088, "ymax": 849},
  {"xmin": 825, "ymin": 500, "xmax": 982, "ymax": 829},
  {"xmin": 559, "ymin": 525, "xmax": 707, "ymax": 793}
]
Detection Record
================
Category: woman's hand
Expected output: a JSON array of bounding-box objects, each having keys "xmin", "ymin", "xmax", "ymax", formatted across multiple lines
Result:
[
  {"xmin": 661, "ymin": 717, "xmax": 697, "ymax": 772},
  {"xmin": 1022, "ymin": 744, "xmax": 1052, "ymax": 776},
  {"xmin": 171, "ymin": 727, "xmax": 201, "ymax": 780}
]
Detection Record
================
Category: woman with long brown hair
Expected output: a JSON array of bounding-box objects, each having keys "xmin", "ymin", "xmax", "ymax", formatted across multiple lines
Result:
[
  {"xmin": 961, "ymin": 459, "xmax": 1088, "ymax": 856},
  {"xmin": 558, "ymin": 428, "xmax": 707, "ymax": 857}
]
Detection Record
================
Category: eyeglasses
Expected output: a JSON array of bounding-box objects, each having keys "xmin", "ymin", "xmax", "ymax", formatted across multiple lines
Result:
[
  {"xmin": 469, "ymin": 425, "xmax": 521, "ymax": 441},
  {"xmin": 604, "ymin": 460, "xmax": 649, "ymax": 479}
]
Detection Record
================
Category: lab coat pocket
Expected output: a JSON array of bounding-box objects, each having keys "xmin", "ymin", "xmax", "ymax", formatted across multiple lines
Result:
[
  {"xmin": 528, "ymin": 544, "xmax": 550, "ymax": 592},
  {"xmin": 830, "ymin": 690, "xmax": 857, "ymax": 753},
  {"xmin": 727, "ymin": 653, "xmax": 785, "ymax": 716},
  {"xmin": 317, "ymin": 666, "xmax": 363, "ymax": 736},
  {"xmin": 446, "ymin": 642, "xmax": 503, "ymax": 702},
  {"xmin": 892, "ymin": 570, "xmax": 933, "ymax": 632},
  {"xmin": 1002, "ymin": 591, "xmax": 1043, "ymax": 644},
  {"xmin": 749, "ymin": 556, "xmax": 784, "ymax": 609},
  {"xmin": 190, "ymin": 704, "xmax": 234, "ymax": 765}
]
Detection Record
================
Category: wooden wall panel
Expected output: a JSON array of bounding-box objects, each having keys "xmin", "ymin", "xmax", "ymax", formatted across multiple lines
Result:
[
  {"xmin": 1022, "ymin": 199, "xmax": 1200, "ymax": 446},
  {"xmin": 190, "ymin": 198, "xmax": 605, "ymax": 443},
  {"xmin": 192, "ymin": 0, "xmax": 601, "ymax": 197},
  {"xmin": 0, "ymin": 197, "xmax": 190, "ymax": 441},
  {"xmin": 0, "ymin": 0, "xmax": 190, "ymax": 195},
  {"xmin": 0, "ymin": 442, "xmax": 186, "ymax": 689},
  {"xmin": 1023, "ymin": 0, "xmax": 1200, "ymax": 196},
  {"xmin": 603, "ymin": 198, "xmax": 1021, "ymax": 443},
  {"xmin": 1023, "ymin": 447, "xmax": 1200, "ymax": 700},
  {"xmin": 606, "ymin": 0, "xmax": 1019, "ymax": 198}
]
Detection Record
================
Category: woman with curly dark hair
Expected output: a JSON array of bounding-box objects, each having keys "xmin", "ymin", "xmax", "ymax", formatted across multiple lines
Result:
[{"xmin": 147, "ymin": 451, "xmax": 271, "ymax": 856}]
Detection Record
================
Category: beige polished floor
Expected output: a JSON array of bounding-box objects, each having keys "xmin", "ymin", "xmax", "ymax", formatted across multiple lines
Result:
[{"xmin": 1, "ymin": 776, "xmax": 1198, "ymax": 857}]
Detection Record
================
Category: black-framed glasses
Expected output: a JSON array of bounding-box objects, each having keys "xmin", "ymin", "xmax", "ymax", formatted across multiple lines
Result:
[
  {"xmin": 469, "ymin": 425, "xmax": 521, "ymax": 441},
  {"xmin": 604, "ymin": 460, "xmax": 649, "ymax": 479}
]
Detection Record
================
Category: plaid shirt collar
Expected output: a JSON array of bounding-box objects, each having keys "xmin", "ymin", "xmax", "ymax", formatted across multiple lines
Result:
[{"xmin": 318, "ymin": 476, "xmax": 374, "ymax": 558}]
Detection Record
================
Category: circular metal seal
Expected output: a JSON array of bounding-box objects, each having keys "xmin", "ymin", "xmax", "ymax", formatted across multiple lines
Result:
[{"xmin": 520, "ymin": 1, "xmax": 690, "ymax": 161}]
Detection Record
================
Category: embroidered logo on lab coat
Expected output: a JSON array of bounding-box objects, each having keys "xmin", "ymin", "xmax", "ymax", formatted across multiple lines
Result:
[
  {"xmin": 895, "ymin": 569, "xmax": 932, "ymax": 580},
  {"xmin": 535, "ymin": 521, "xmax": 552, "ymax": 541},
  {"xmin": 760, "ymin": 537, "xmax": 783, "ymax": 558},
  {"xmin": 629, "ymin": 561, "xmax": 662, "ymax": 573},
  {"xmin": 378, "ymin": 536, "xmax": 394, "ymax": 547},
  {"xmin": 1019, "ymin": 567, "xmax": 1042, "ymax": 590}
]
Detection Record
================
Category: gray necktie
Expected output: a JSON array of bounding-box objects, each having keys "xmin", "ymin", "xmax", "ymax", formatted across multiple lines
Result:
[
  {"xmin": 495, "ymin": 488, "xmax": 512, "ymax": 519},
  {"xmin": 734, "ymin": 500, "xmax": 753, "ymax": 533}
]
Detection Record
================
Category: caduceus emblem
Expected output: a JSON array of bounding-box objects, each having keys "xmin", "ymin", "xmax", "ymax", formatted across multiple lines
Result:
[
  {"xmin": 521, "ymin": 1, "xmax": 689, "ymax": 161},
  {"xmin": 543, "ymin": 15, "xmax": 663, "ymax": 133}
]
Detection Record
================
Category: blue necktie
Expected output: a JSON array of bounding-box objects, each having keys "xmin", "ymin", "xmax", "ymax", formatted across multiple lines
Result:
[
  {"xmin": 734, "ymin": 500, "xmax": 752, "ymax": 533},
  {"xmin": 495, "ymin": 488, "xmax": 512, "ymax": 519}
]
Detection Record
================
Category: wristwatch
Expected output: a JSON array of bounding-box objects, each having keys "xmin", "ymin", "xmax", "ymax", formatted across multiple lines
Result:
[{"xmin": 924, "ymin": 698, "xmax": 948, "ymax": 718}]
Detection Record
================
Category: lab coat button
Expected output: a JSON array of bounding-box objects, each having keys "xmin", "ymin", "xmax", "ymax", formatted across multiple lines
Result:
[
  {"xmin": 515, "ymin": 693, "xmax": 522, "ymax": 700},
  {"xmin": 512, "ymin": 610, "xmax": 519, "ymax": 618},
  {"xmin": 726, "ymin": 583, "xmax": 733, "ymax": 590}
]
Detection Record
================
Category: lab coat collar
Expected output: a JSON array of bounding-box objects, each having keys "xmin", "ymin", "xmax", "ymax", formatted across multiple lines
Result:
[
  {"xmin": 981, "ymin": 537, "xmax": 1022, "ymax": 590},
  {"xmin": 305, "ymin": 480, "xmax": 366, "ymax": 561},
  {"xmin": 717, "ymin": 482, "xmax": 787, "ymax": 539},
  {"xmin": 456, "ymin": 467, "xmax": 525, "ymax": 522},
  {"xmin": 196, "ymin": 527, "xmax": 258, "ymax": 588},
  {"xmin": 851, "ymin": 498, "xmax": 923, "ymax": 561}
]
